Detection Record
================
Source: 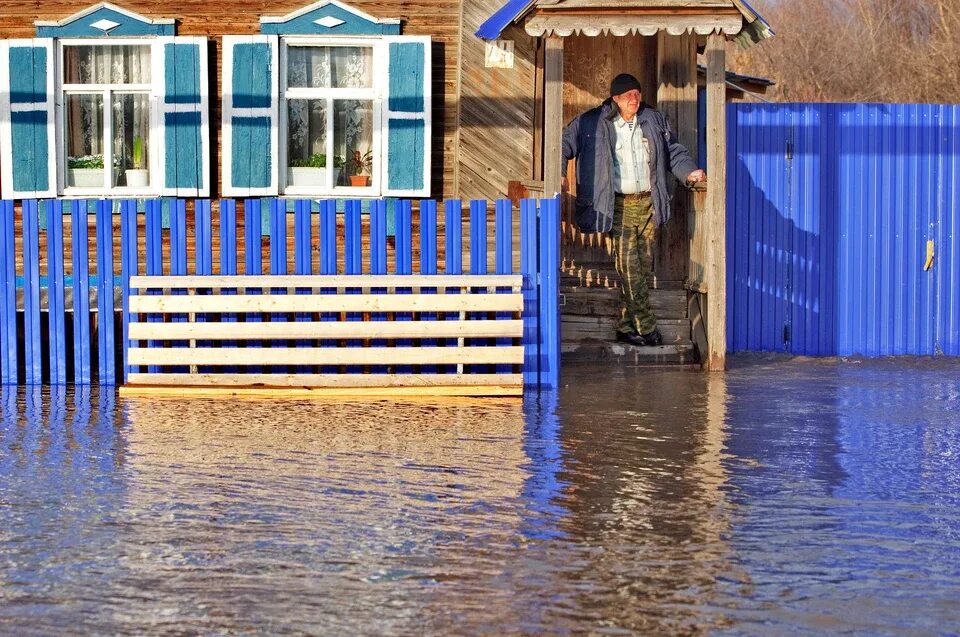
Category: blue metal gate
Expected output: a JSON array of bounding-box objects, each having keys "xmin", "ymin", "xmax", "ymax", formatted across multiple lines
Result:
[{"xmin": 728, "ymin": 103, "xmax": 960, "ymax": 357}]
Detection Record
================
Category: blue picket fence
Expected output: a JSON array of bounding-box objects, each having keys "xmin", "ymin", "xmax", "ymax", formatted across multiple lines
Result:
[
  {"xmin": 728, "ymin": 103, "xmax": 960, "ymax": 357},
  {"xmin": 0, "ymin": 197, "xmax": 561, "ymax": 389}
]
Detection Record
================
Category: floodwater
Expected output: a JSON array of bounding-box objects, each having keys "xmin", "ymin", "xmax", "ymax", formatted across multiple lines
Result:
[{"xmin": 1, "ymin": 358, "xmax": 959, "ymax": 636}]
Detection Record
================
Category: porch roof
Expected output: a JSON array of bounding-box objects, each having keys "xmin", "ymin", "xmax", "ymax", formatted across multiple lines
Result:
[{"xmin": 476, "ymin": 0, "xmax": 773, "ymax": 48}]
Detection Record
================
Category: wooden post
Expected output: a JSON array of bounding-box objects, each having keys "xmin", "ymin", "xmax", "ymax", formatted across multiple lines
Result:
[
  {"xmin": 543, "ymin": 36, "xmax": 564, "ymax": 196},
  {"xmin": 656, "ymin": 32, "xmax": 698, "ymax": 284},
  {"xmin": 705, "ymin": 32, "xmax": 727, "ymax": 371},
  {"xmin": 657, "ymin": 32, "xmax": 698, "ymax": 162}
]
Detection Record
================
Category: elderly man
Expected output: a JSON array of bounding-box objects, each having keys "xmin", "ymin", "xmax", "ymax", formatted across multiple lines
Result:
[{"xmin": 562, "ymin": 73, "xmax": 706, "ymax": 347}]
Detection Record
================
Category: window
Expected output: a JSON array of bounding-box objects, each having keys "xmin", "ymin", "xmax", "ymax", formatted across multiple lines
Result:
[
  {"xmin": 0, "ymin": 8, "xmax": 208, "ymax": 200},
  {"xmin": 283, "ymin": 41, "xmax": 378, "ymax": 195},
  {"xmin": 222, "ymin": 32, "xmax": 430, "ymax": 199},
  {"xmin": 61, "ymin": 42, "xmax": 153, "ymax": 192}
]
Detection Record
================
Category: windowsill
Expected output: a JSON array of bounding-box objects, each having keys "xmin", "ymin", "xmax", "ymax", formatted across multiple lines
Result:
[
  {"xmin": 60, "ymin": 189, "xmax": 161, "ymax": 199},
  {"xmin": 282, "ymin": 186, "xmax": 379, "ymax": 198}
]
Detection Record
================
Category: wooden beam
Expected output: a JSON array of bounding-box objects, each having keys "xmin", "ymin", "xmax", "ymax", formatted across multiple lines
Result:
[
  {"xmin": 705, "ymin": 32, "xmax": 726, "ymax": 372},
  {"xmin": 543, "ymin": 36, "xmax": 564, "ymax": 196},
  {"xmin": 127, "ymin": 346, "xmax": 525, "ymax": 367},
  {"xmin": 128, "ymin": 319, "xmax": 524, "ymax": 341},
  {"xmin": 128, "ymin": 292, "xmax": 523, "ymax": 314},
  {"xmin": 119, "ymin": 385, "xmax": 524, "ymax": 398},
  {"xmin": 533, "ymin": 39, "xmax": 545, "ymax": 180},
  {"xmin": 127, "ymin": 373, "xmax": 522, "ymax": 388},
  {"xmin": 129, "ymin": 274, "xmax": 523, "ymax": 290}
]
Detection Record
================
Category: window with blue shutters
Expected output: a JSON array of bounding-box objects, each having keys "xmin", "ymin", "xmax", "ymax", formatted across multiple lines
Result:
[
  {"xmin": 222, "ymin": 0, "xmax": 431, "ymax": 198},
  {"xmin": 0, "ymin": 5, "xmax": 209, "ymax": 198}
]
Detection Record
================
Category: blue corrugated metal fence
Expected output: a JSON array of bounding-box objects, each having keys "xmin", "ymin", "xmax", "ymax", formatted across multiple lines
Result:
[
  {"xmin": 728, "ymin": 103, "xmax": 960, "ymax": 357},
  {"xmin": 0, "ymin": 197, "xmax": 560, "ymax": 388}
]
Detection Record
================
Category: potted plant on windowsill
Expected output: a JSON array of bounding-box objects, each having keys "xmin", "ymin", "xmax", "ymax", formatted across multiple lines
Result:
[
  {"xmin": 67, "ymin": 154, "xmax": 105, "ymax": 188},
  {"xmin": 125, "ymin": 135, "xmax": 148, "ymax": 188},
  {"xmin": 347, "ymin": 149, "xmax": 373, "ymax": 187},
  {"xmin": 288, "ymin": 153, "xmax": 340, "ymax": 188}
]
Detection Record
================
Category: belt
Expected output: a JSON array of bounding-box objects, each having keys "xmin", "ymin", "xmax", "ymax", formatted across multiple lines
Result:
[{"xmin": 615, "ymin": 192, "xmax": 651, "ymax": 202}]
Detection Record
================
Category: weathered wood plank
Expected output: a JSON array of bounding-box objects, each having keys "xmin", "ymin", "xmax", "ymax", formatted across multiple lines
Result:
[
  {"xmin": 128, "ymin": 292, "xmax": 523, "ymax": 313},
  {"xmin": 127, "ymin": 345, "xmax": 525, "ymax": 366},
  {"xmin": 457, "ymin": 0, "xmax": 537, "ymax": 201},
  {"xmin": 119, "ymin": 385, "xmax": 523, "ymax": 398},
  {"xmin": 127, "ymin": 372, "xmax": 522, "ymax": 387},
  {"xmin": 562, "ymin": 315, "xmax": 691, "ymax": 343},
  {"xmin": 705, "ymin": 32, "xmax": 727, "ymax": 371},
  {"xmin": 561, "ymin": 286, "xmax": 687, "ymax": 318},
  {"xmin": 129, "ymin": 318, "xmax": 524, "ymax": 340},
  {"xmin": 130, "ymin": 274, "xmax": 523, "ymax": 289},
  {"xmin": 543, "ymin": 36, "xmax": 564, "ymax": 197}
]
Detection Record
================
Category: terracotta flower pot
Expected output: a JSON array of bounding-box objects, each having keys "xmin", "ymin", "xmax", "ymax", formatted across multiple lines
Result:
[{"xmin": 349, "ymin": 175, "xmax": 370, "ymax": 187}]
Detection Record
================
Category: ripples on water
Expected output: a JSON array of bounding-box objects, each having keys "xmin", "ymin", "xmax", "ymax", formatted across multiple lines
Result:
[{"xmin": 1, "ymin": 358, "xmax": 959, "ymax": 635}]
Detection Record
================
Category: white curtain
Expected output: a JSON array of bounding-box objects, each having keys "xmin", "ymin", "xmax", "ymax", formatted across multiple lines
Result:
[
  {"xmin": 64, "ymin": 45, "xmax": 149, "ymax": 159},
  {"xmin": 287, "ymin": 47, "xmax": 331, "ymax": 161},
  {"xmin": 286, "ymin": 47, "xmax": 372, "ymax": 169}
]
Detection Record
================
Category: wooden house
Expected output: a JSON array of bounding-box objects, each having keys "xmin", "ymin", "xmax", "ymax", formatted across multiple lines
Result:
[{"xmin": 0, "ymin": 0, "xmax": 771, "ymax": 371}]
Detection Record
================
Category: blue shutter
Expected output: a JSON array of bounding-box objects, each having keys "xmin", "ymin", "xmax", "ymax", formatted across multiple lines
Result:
[
  {"xmin": 0, "ymin": 39, "xmax": 55, "ymax": 198},
  {"xmin": 159, "ymin": 37, "xmax": 209, "ymax": 196},
  {"xmin": 383, "ymin": 36, "xmax": 431, "ymax": 197},
  {"xmin": 222, "ymin": 35, "xmax": 278, "ymax": 197}
]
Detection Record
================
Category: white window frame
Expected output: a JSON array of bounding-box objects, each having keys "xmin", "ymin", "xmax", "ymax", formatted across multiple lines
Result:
[
  {"xmin": 279, "ymin": 35, "xmax": 384, "ymax": 198},
  {"xmin": 56, "ymin": 37, "xmax": 161, "ymax": 197}
]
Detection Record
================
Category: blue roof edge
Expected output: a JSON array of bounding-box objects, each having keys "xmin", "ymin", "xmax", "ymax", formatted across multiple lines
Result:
[{"xmin": 475, "ymin": 0, "xmax": 533, "ymax": 39}]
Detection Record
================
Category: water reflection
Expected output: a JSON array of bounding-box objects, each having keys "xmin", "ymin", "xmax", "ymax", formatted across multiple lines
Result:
[
  {"xmin": 551, "ymin": 368, "xmax": 737, "ymax": 634},
  {"xmin": 115, "ymin": 396, "xmax": 539, "ymax": 635},
  {"xmin": 1, "ymin": 360, "xmax": 959, "ymax": 635}
]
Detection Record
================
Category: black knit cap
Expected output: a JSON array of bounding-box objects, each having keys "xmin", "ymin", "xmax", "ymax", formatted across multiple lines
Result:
[{"xmin": 609, "ymin": 73, "xmax": 642, "ymax": 97}]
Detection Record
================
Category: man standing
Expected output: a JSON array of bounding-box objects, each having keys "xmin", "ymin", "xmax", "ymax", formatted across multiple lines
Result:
[{"xmin": 562, "ymin": 73, "xmax": 706, "ymax": 347}]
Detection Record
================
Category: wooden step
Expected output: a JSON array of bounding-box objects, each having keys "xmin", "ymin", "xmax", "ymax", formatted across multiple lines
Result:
[
  {"xmin": 561, "ymin": 286, "xmax": 687, "ymax": 319},
  {"xmin": 561, "ymin": 263, "xmax": 685, "ymax": 291},
  {"xmin": 562, "ymin": 315, "xmax": 691, "ymax": 344},
  {"xmin": 562, "ymin": 339, "xmax": 698, "ymax": 366}
]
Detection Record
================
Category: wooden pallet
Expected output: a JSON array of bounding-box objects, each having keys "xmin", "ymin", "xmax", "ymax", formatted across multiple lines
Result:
[{"xmin": 120, "ymin": 274, "xmax": 525, "ymax": 397}]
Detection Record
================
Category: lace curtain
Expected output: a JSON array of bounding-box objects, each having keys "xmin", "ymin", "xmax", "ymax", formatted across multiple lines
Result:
[
  {"xmin": 64, "ymin": 45, "xmax": 150, "ymax": 161},
  {"xmin": 286, "ymin": 46, "xmax": 371, "ymax": 167}
]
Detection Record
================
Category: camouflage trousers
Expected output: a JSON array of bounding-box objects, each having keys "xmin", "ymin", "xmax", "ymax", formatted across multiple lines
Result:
[{"xmin": 609, "ymin": 193, "xmax": 657, "ymax": 336}]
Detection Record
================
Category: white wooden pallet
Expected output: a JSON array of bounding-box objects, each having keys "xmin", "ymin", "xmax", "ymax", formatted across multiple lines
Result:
[{"xmin": 121, "ymin": 274, "xmax": 525, "ymax": 397}]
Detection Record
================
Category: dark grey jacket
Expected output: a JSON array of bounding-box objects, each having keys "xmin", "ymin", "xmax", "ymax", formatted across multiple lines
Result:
[{"xmin": 562, "ymin": 100, "xmax": 698, "ymax": 232}]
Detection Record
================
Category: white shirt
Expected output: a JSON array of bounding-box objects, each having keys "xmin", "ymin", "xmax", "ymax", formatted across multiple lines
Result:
[{"xmin": 613, "ymin": 115, "xmax": 651, "ymax": 194}]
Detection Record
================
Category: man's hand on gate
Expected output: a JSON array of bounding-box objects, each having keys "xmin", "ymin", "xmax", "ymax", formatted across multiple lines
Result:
[{"xmin": 686, "ymin": 170, "xmax": 707, "ymax": 184}]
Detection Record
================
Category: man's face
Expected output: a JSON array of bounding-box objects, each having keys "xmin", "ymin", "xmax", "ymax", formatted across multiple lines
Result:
[{"xmin": 612, "ymin": 88, "xmax": 641, "ymax": 121}]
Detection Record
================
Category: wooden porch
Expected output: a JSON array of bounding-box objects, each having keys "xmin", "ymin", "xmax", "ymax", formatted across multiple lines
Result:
[{"xmin": 473, "ymin": 0, "xmax": 773, "ymax": 371}]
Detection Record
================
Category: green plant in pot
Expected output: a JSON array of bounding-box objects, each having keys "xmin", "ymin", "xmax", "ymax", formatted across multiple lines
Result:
[
  {"xmin": 347, "ymin": 149, "xmax": 372, "ymax": 187},
  {"xmin": 67, "ymin": 154, "xmax": 105, "ymax": 188},
  {"xmin": 288, "ymin": 152, "xmax": 338, "ymax": 187},
  {"xmin": 125, "ymin": 135, "xmax": 148, "ymax": 188}
]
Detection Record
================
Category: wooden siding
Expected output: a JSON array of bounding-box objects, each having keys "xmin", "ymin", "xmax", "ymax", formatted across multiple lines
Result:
[
  {"xmin": 456, "ymin": 0, "xmax": 537, "ymax": 201},
  {"xmin": 0, "ymin": 0, "xmax": 463, "ymax": 199}
]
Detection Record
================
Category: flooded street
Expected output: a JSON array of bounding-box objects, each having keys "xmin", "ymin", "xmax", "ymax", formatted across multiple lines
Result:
[{"xmin": 1, "ymin": 358, "xmax": 959, "ymax": 635}]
